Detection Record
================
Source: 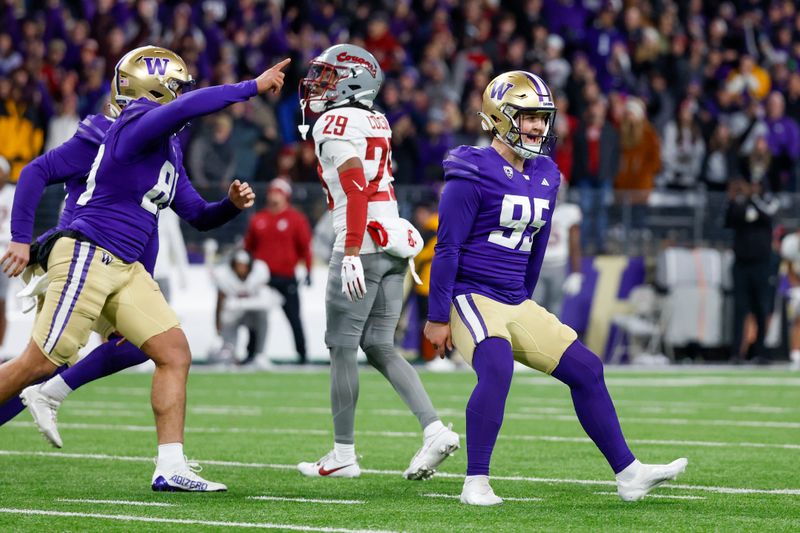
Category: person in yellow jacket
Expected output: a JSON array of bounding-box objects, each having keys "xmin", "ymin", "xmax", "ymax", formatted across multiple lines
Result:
[
  {"xmin": 413, "ymin": 202, "xmax": 441, "ymax": 363},
  {"xmin": 614, "ymin": 97, "xmax": 660, "ymax": 229},
  {"xmin": 0, "ymin": 97, "xmax": 44, "ymax": 183}
]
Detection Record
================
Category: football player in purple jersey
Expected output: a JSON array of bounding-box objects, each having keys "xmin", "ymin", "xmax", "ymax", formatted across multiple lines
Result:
[
  {"xmin": 0, "ymin": 46, "xmax": 289, "ymax": 492},
  {"xmin": 425, "ymin": 71, "xmax": 688, "ymax": 505},
  {"xmin": 0, "ymin": 58, "xmax": 255, "ymax": 450}
]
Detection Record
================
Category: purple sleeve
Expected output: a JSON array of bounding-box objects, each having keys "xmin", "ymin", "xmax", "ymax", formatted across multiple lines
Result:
[
  {"xmin": 116, "ymin": 80, "xmax": 258, "ymax": 159},
  {"xmin": 428, "ymin": 178, "xmax": 482, "ymax": 322},
  {"xmin": 12, "ymin": 136, "xmax": 96, "ymax": 243},
  {"xmin": 170, "ymin": 169, "xmax": 241, "ymax": 231}
]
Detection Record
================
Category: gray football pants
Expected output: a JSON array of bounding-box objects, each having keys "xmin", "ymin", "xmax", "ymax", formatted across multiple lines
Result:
[{"xmin": 326, "ymin": 251, "xmax": 439, "ymax": 444}]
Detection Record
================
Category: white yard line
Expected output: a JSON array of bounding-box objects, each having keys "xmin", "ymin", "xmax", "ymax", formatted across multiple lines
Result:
[
  {"xmin": 0, "ymin": 508, "xmax": 396, "ymax": 532},
  {"xmin": 8, "ymin": 421, "xmax": 800, "ymax": 451},
  {"xmin": 247, "ymin": 496, "xmax": 364, "ymax": 504},
  {"xmin": 592, "ymin": 491, "xmax": 705, "ymax": 500},
  {"xmin": 423, "ymin": 493, "xmax": 542, "ymax": 502},
  {"xmin": 273, "ymin": 406, "xmax": 800, "ymax": 429},
  {"xmin": 56, "ymin": 498, "xmax": 175, "ymax": 507},
  {"xmin": 2, "ymin": 449, "xmax": 798, "ymax": 497}
]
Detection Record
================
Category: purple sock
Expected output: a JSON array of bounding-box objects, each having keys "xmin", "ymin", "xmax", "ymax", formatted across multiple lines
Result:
[
  {"xmin": 466, "ymin": 337, "xmax": 514, "ymax": 476},
  {"xmin": 61, "ymin": 338, "xmax": 149, "ymax": 390},
  {"xmin": 551, "ymin": 341, "xmax": 636, "ymax": 473},
  {"xmin": 0, "ymin": 365, "xmax": 68, "ymax": 425}
]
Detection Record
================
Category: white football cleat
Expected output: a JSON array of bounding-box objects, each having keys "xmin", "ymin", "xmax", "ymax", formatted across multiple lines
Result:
[
  {"xmin": 617, "ymin": 458, "xmax": 688, "ymax": 501},
  {"xmin": 151, "ymin": 461, "xmax": 227, "ymax": 492},
  {"xmin": 297, "ymin": 450, "xmax": 361, "ymax": 478},
  {"xmin": 20, "ymin": 385, "xmax": 63, "ymax": 448},
  {"xmin": 460, "ymin": 475, "xmax": 503, "ymax": 506},
  {"xmin": 403, "ymin": 423, "xmax": 460, "ymax": 480}
]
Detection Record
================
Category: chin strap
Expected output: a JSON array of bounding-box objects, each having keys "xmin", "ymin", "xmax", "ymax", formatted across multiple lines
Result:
[{"xmin": 298, "ymin": 99, "xmax": 310, "ymax": 140}]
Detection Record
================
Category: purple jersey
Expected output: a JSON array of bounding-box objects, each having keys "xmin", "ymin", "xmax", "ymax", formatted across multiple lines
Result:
[
  {"xmin": 67, "ymin": 80, "xmax": 256, "ymax": 263},
  {"xmin": 428, "ymin": 145, "xmax": 560, "ymax": 322}
]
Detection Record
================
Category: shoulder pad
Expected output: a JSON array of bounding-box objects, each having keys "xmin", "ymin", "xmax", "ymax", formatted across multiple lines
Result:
[
  {"xmin": 442, "ymin": 145, "xmax": 484, "ymax": 182},
  {"xmin": 313, "ymin": 107, "xmax": 369, "ymax": 144},
  {"xmin": 74, "ymin": 114, "xmax": 113, "ymax": 145},
  {"xmin": 531, "ymin": 156, "xmax": 561, "ymax": 185}
]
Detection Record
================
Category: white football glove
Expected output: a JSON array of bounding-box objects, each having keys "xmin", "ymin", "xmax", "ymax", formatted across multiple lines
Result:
[
  {"xmin": 562, "ymin": 272, "xmax": 583, "ymax": 296},
  {"xmin": 341, "ymin": 255, "xmax": 366, "ymax": 302}
]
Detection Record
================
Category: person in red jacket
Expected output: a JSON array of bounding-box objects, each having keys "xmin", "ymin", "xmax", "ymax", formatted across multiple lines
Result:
[{"xmin": 244, "ymin": 178, "xmax": 312, "ymax": 363}]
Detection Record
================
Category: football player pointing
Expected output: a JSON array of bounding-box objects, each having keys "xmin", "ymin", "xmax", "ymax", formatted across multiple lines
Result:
[
  {"xmin": 425, "ymin": 71, "xmax": 687, "ymax": 505},
  {"xmin": 296, "ymin": 44, "xmax": 459, "ymax": 480},
  {"xmin": 0, "ymin": 46, "xmax": 288, "ymax": 492}
]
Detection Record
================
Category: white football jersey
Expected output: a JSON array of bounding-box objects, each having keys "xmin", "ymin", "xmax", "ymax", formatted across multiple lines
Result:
[
  {"xmin": 313, "ymin": 106, "xmax": 398, "ymax": 254},
  {"xmin": 542, "ymin": 202, "xmax": 581, "ymax": 267},
  {"xmin": 0, "ymin": 184, "xmax": 15, "ymax": 249}
]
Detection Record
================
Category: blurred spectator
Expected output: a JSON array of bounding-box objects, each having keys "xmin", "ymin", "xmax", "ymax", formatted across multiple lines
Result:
[
  {"xmin": 725, "ymin": 55, "xmax": 772, "ymax": 102},
  {"xmin": 741, "ymin": 136, "xmax": 775, "ymax": 191},
  {"xmin": 659, "ymin": 99, "xmax": 706, "ymax": 190},
  {"xmin": 391, "ymin": 114, "xmax": 420, "ymax": 184},
  {"xmin": 229, "ymin": 102, "xmax": 268, "ymax": 181},
  {"xmin": 725, "ymin": 178, "xmax": 780, "ymax": 363},
  {"xmin": 532, "ymin": 184, "xmax": 582, "ymax": 319},
  {"xmin": 154, "ymin": 208, "xmax": 189, "ymax": 304},
  {"xmin": 702, "ymin": 123, "xmax": 741, "ymax": 192},
  {"xmin": 44, "ymin": 92, "xmax": 79, "ymax": 152},
  {"xmin": 243, "ymin": 178, "xmax": 312, "ymax": 364},
  {"xmin": 188, "ymin": 114, "xmax": 236, "ymax": 189},
  {"xmin": 212, "ymin": 249, "xmax": 277, "ymax": 366},
  {"xmin": 787, "ymin": 72, "xmax": 800, "ymax": 123},
  {"xmin": 572, "ymin": 97, "xmax": 619, "ymax": 254},
  {"xmin": 779, "ymin": 230, "xmax": 800, "ymax": 370},
  {"xmin": 311, "ymin": 210, "xmax": 335, "ymax": 266},
  {"xmin": 0, "ymin": 69, "xmax": 44, "ymax": 183},
  {"xmin": 552, "ymin": 93, "xmax": 578, "ymax": 184},
  {"xmin": 0, "ymin": 156, "xmax": 12, "ymax": 349},
  {"xmin": 764, "ymin": 91, "xmax": 800, "ymax": 191},
  {"xmin": 0, "ymin": 33, "xmax": 22, "ymax": 75},
  {"xmin": 417, "ymin": 108, "xmax": 453, "ymax": 183},
  {"xmin": 615, "ymin": 98, "xmax": 661, "ymax": 228}
]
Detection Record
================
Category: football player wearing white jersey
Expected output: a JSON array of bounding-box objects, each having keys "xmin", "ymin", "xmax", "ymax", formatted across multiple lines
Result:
[
  {"xmin": 296, "ymin": 44, "xmax": 459, "ymax": 480},
  {"xmin": 531, "ymin": 184, "xmax": 583, "ymax": 317}
]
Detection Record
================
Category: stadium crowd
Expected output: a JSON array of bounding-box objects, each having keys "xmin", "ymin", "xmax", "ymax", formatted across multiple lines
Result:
[{"xmin": 1, "ymin": 0, "xmax": 799, "ymax": 196}]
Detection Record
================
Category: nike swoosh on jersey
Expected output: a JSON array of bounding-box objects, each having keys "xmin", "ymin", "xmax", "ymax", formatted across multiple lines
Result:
[{"xmin": 318, "ymin": 464, "xmax": 354, "ymax": 476}]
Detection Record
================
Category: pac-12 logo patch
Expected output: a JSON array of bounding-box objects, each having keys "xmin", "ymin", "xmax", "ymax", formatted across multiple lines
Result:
[{"xmin": 503, "ymin": 166, "xmax": 514, "ymax": 179}]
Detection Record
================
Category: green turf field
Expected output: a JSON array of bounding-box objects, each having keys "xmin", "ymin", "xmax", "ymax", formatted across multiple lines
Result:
[{"xmin": 2, "ymin": 368, "xmax": 799, "ymax": 532}]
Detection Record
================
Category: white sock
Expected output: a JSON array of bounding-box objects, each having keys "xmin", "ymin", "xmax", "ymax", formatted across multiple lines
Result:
[
  {"xmin": 616, "ymin": 459, "xmax": 642, "ymax": 483},
  {"xmin": 157, "ymin": 443, "xmax": 185, "ymax": 471},
  {"xmin": 334, "ymin": 443, "xmax": 356, "ymax": 462},
  {"xmin": 39, "ymin": 375, "xmax": 73, "ymax": 403},
  {"xmin": 464, "ymin": 474, "xmax": 490, "ymax": 485},
  {"xmin": 423, "ymin": 420, "xmax": 445, "ymax": 440},
  {"xmin": 791, "ymin": 350, "xmax": 800, "ymax": 363}
]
